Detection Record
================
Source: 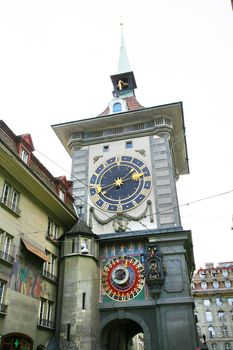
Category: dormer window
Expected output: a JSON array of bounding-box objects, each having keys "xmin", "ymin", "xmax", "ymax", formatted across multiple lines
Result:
[
  {"xmin": 20, "ymin": 148, "xmax": 29, "ymax": 164},
  {"xmin": 213, "ymin": 280, "xmax": 219, "ymax": 289},
  {"xmin": 59, "ymin": 189, "xmax": 65, "ymax": 202},
  {"xmin": 222, "ymin": 270, "xmax": 228, "ymax": 278},
  {"xmin": 201, "ymin": 281, "xmax": 207, "ymax": 289},
  {"xmin": 113, "ymin": 102, "xmax": 122, "ymax": 113}
]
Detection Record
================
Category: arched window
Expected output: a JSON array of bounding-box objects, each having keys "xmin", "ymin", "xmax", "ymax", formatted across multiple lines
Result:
[
  {"xmin": 113, "ymin": 102, "xmax": 122, "ymax": 113},
  {"xmin": 211, "ymin": 343, "xmax": 218, "ymax": 350},
  {"xmin": 213, "ymin": 280, "xmax": 219, "ymax": 289},
  {"xmin": 224, "ymin": 343, "xmax": 231, "ymax": 350}
]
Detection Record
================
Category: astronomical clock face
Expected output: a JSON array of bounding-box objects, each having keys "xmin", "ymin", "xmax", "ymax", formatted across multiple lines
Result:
[
  {"xmin": 102, "ymin": 256, "xmax": 145, "ymax": 301},
  {"xmin": 89, "ymin": 155, "xmax": 152, "ymax": 212}
]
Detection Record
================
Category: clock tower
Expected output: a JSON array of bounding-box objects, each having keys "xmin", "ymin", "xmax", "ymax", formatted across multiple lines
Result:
[{"xmin": 53, "ymin": 25, "xmax": 200, "ymax": 350}]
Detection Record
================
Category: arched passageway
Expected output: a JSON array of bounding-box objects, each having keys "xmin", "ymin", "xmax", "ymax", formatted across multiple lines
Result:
[{"xmin": 101, "ymin": 318, "xmax": 144, "ymax": 350}]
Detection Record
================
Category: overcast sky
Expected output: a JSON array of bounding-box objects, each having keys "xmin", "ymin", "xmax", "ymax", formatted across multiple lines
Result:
[{"xmin": 0, "ymin": 0, "xmax": 232, "ymax": 269}]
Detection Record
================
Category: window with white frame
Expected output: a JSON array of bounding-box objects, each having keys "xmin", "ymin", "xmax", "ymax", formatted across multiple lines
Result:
[
  {"xmin": 211, "ymin": 343, "xmax": 218, "ymax": 350},
  {"xmin": 0, "ymin": 280, "xmax": 7, "ymax": 314},
  {"xmin": 218, "ymin": 311, "xmax": 226, "ymax": 322},
  {"xmin": 224, "ymin": 343, "xmax": 231, "ymax": 350},
  {"xmin": 228, "ymin": 298, "xmax": 233, "ymax": 305},
  {"xmin": 0, "ymin": 230, "xmax": 14, "ymax": 263},
  {"xmin": 201, "ymin": 281, "xmax": 207, "ymax": 289},
  {"xmin": 20, "ymin": 148, "xmax": 29, "ymax": 164},
  {"xmin": 222, "ymin": 270, "xmax": 228, "ymax": 278},
  {"xmin": 204, "ymin": 299, "xmax": 211, "ymax": 307},
  {"xmin": 1, "ymin": 182, "xmax": 20, "ymax": 215},
  {"xmin": 59, "ymin": 189, "xmax": 65, "ymax": 202},
  {"xmin": 39, "ymin": 298, "xmax": 46, "ymax": 323},
  {"xmin": 208, "ymin": 326, "xmax": 215, "ymax": 338},
  {"xmin": 206, "ymin": 311, "xmax": 213, "ymax": 322},
  {"xmin": 0, "ymin": 280, "xmax": 6, "ymax": 304},
  {"xmin": 38, "ymin": 299, "xmax": 54, "ymax": 328},
  {"xmin": 199, "ymin": 272, "xmax": 206, "ymax": 279},
  {"xmin": 221, "ymin": 326, "xmax": 229, "ymax": 337},
  {"xmin": 47, "ymin": 218, "xmax": 59, "ymax": 239},
  {"xmin": 225, "ymin": 280, "xmax": 231, "ymax": 288},
  {"xmin": 43, "ymin": 251, "xmax": 57, "ymax": 281},
  {"xmin": 213, "ymin": 280, "xmax": 219, "ymax": 289},
  {"xmin": 216, "ymin": 298, "xmax": 223, "ymax": 307}
]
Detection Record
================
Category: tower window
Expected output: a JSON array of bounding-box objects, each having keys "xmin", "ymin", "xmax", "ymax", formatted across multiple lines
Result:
[
  {"xmin": 113, "ymin": 102, "xmax": 122, "ymax": 113},
  {"xmin": 103, "ymin": 145, "xmax": 109, "ymax": 152},
  {"xmin": 82, "ymin": 292, "xmax": 86, "ymax": 310},
  {"xmin": 126, "ymin": 141, "xmax": 133, "ymax": 149}
]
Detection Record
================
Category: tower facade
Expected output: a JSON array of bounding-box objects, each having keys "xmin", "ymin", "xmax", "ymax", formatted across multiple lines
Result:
[{"xmin": 53, "ymin": 29, "xmax": 199, "ymax": 350}]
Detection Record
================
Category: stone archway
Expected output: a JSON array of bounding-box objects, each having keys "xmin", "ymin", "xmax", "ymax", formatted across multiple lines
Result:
[
  {"xmin": 100, "ymin": 312, "xmax": 151, "ymax": 350},
  {"xmin": 1, "ymin": 332, "xmax": 33, "ymax": 350}
]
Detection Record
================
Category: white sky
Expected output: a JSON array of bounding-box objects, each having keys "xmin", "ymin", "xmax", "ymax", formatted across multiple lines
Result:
[{"xmin": 0, "ymin": 0, "xmax": 232, "ymax": 269}]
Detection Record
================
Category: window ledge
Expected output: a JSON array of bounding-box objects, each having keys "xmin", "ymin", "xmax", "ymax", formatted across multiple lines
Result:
[
  {"xmin": 0, "ymin": 250, "xmax": 14, "ymax": 265},
  {"xmin": 0, "ymin": 200, "xmax": 21, "ymax": 217},
  {"xmin": 42, "ymin": 271, "xmax": 58, "ymax": 284},
  {"xmin": 0, "ymin": 303, "xmax": 8, "ymax": 315},
  {"xmin": 46, "ymin": 234, "xmax": 59, "ymax": 246},
  {"xmin": 37, "ymin": 319, "xmax": 55, "ymax": 331}
]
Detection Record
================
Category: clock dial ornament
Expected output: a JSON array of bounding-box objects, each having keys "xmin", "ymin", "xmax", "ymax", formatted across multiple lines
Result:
[
  {"xmin": 102, "ymin": 256, "xmax": 145, "ymax": 301},
  {"xmin": 89, "ymin": 156, "xmax": 152, "ymax": 212}
]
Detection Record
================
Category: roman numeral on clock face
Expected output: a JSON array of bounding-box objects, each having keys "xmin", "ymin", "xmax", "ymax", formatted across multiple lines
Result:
[
  {"xmin": 141, "ymin": 188, "xmax": 150, "ymax": 196},
  {"xmin": 101, "ymin": 203, "xmax": 109, "ymax": 211},
  {"xmin": 91, "ymin": 193, "xmax": 100, "ymax": 202}
]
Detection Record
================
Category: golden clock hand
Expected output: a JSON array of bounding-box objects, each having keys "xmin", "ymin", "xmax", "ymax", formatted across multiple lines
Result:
[{"xmin": 131, "ymin": 172, "xmax": 144, "ymax": 181}]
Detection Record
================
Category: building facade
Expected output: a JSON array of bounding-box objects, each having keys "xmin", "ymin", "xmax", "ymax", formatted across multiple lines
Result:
[
  {"xmin": 192, "ymin": 262, "xmax": 233, "ymax": 350},
  {"xmin": 0, "ymin": 121, "xmax": 77, "ymax": 349},
  {"xmin": 52, "ymin": 28, "xmax": 200, "ymax": 349}
]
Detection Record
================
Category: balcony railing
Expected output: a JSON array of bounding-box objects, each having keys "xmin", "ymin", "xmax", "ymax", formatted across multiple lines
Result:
[
  {"xmin": 42, "ymin": 270, "xmax": 57, "ymax": 283},
  {"xmin": 0, "ymin": 303, "xmax": 8, "ymax": 314},
  {"xmin": 0, "ymin": 250, "xmax": 14, "ymax": 264},
  {"xmin": 0, "ymin": 197, "xmax": 21, "ymax": 216},
  {"xmin": 37, "ymin": 318, "xmax": 55, "ymax": 329}
]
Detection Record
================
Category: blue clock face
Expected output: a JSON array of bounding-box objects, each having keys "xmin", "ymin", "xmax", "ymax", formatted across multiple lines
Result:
[{"xmin": 89, "ymin": 155, "xmax": 152, "ymax": 212}]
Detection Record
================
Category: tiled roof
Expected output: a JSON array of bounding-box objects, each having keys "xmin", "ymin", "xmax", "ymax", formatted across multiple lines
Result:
[
  {"xmin": 0, "ymin": 120, "xmax": 75, "ymax": 212},
  {"xmin": 98, "ymin": 96, "xmax": 144, "ymax": 116}
]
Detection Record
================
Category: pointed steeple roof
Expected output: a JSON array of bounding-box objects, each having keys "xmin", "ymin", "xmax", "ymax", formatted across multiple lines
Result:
[
  {"xmin": 98, "ymin": 23, "xmax": 144, "ymax": 116},
  {"xmin": 117, "ymin": 22, "xmax": 131, "ymax": 74}
]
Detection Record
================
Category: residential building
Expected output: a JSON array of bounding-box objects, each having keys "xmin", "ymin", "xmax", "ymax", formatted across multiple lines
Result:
[
  {"xmin": 192, "ymin": 262, "xmax": 233, "ymax": 350},
  {"xmin": 0, "ymin": 120, "xmax": 77, "ymax": 349}
]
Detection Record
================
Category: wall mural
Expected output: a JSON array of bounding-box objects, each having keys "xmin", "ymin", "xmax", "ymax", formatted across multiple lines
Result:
[{"xmin": 8, "ymin": 254, "xmax": 48, "ymax": 298}]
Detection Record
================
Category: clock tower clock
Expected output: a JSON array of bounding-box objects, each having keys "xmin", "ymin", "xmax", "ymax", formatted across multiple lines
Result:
[{"xmin": 53, "ymin": 25, "xmax": 199, "ymax": 350}]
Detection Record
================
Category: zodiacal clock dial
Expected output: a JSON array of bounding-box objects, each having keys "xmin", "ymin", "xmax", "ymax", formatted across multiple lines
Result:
[{"xmin": 102, "ymin": 256, "xmax": 145, "ymax": 301}]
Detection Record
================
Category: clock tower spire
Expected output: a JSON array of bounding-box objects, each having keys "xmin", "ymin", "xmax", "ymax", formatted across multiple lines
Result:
[{"xmin": 110, "ymin": 22, "xmax": 137, "ymax": 99}]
